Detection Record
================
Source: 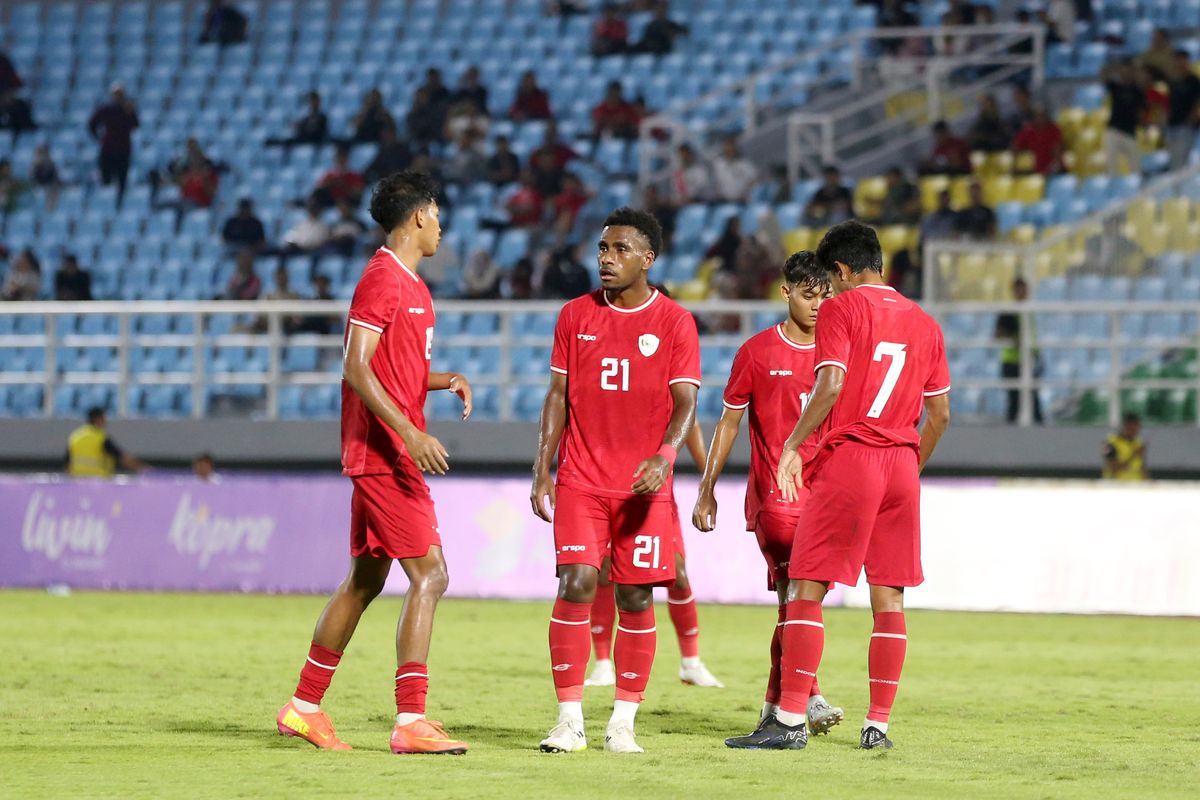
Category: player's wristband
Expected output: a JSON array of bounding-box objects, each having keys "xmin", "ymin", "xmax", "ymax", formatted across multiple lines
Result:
[{"xmin": 656, "ymin": 444, "xmax": 678, "ymax": 466}]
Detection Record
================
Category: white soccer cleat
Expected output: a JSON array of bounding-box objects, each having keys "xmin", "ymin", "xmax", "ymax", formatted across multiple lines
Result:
[
  {"xmin": 806, "ymin": 696, "xmax": 845, "ymax": 736},
  {"xmin": 678, "ymin": 661, "xmax": 725, "ymax": 688},
  {"xmin": 604, "ymin": 720, "xmax": 644, "ymax": 754},
  {"xmin": 539, "ymin": 718, "xmax": 587, "ymax": 753},
  {"xmin": 584, "ymin": 658, "xmax": 616, "ymax": 686}
]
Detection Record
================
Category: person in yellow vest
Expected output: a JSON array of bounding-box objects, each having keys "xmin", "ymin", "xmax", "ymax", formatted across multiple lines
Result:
[
  {"xmin": 1103, "ymin": 412, "xmax": 1149, "ymax": 480},
  {"xmin": 66, "ymin": 407, "xmax": 145, "ymax": 477}
]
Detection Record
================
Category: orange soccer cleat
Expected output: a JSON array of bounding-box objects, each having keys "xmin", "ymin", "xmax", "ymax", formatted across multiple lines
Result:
[
  {"xmin": 276, "ymin": 701, "xmax": 353, "ymax": 751},
  {"xmin": 389, "ymin": 718, "xmax": 469, "ymax": 755}
]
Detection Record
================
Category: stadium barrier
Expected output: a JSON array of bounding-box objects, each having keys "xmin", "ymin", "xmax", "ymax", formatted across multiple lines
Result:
[{"xmin": 4, "ymin": 475, "xmax": 1195, "ymax": 616}]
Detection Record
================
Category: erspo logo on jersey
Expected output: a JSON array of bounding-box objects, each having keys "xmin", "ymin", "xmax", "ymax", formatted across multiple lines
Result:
[
  {"xmin": 769, "ymin": 369, "xmax": 794, "ymax": 376},
  {"xmin": 576, "ymin": 333, "xmax": 597, "ymax": 341}
]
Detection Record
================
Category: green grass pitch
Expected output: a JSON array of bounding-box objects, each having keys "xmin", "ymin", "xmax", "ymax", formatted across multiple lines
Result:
[{"xmin": 3, "ymin": 590, "xmax": 1197, "ymax": 799}]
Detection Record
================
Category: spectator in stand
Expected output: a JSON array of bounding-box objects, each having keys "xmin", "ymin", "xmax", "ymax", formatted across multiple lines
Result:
[
  {"xmin": 540, "ymin": 244, "xmax": 592, "ymax": 299},
  {"xmin": 711, "ymin": 136, "xmax": 758, "ymax": 203},
  {"xmin": 444, "ymin": 92, "xmax": 490, "ymax": 144},
  {"xmin": 0, "ymin": 51, "xmax": 21, "ymax": 93},
  {"xmin": 592, "ymin": 80, "xmax": 638, "ymax": 140},
  {"xmin": 671, "ymin": 143, "xmax": 711, "ymax": 204},
  {"xmin": 222, "ymin": 198, "xmax": 267, "ymax": 253},
  {"xmin": 956, "ymin": 181, "xmax": 997, "ymax": 240},
  {"xmin": 888, "ymin": 242, "xmax": 921, "ymax": 298},
  {"xmin": 995, "ymin": 276, "xmax": 1043, "ymax": 424},
  {"xmin": 364, "ymin": 122, "xmax": 412, "ymax": 184},
  {"xmin": 635, "ymin": 1, "xmax": 687, "ymax": 55},
  {"xmin": 283, "ymin": 199, "xmax": 331, "ymax": 253},
  {"xmin": 876, "ymin": 166, "xmax": 921, "ymax": 225},
  {"xmin": 0, "ymin": 158, "xmax": 29, "ymax": 213},
  {"xmin": 461, "ymin": 249, "xmax": 501, "ymax": 299},
  {"xmin": 921, "ymin": 120, "xmax": 972, "ymax": 175},
  {"xmin": 158, "ymin": 139, "xmax": 219, "ymax": 218},
  {"xmin": 447, "ymin": 127, "xmax": 489, "ymax": 186},
  {"xmin": 1139, "ymin": 28, "xmax": 1175, "ymax": 82},
  {"xmin": 31, "ymin": 143, "xmax": 61, "ymax": 207},
  {"xmin": 529, "ymin": 121, "xmax": 578, "ymax": 190},
  {"xmin": 66, "ymin": 407, "xmax": 146, "ymax": 477},
  {"xmin": 199, "ymin": 0, "xmax": 248, "ymax": 46},
  {"xmin": 942, "ymin": 0, "xmax": 976, "ymax": 25},
  {"xmin": 251, "ymin": 266, "xmax": 302, "ymax": 334},
  {"xmin": 1, "ymin": 248, "xmax": 41, "ymax": 301},
  {"xmin": 295, "ymin": 274, "xmax": 337, "ymax": 335},
  {"xmin": 1104, "ymin": 59, "xmax": 1147, "ymax": 175},
  {"xmin": 406, "ymin": 88, "xmax": 444, "ymax": 149},
  {"xmin": 704, "ymin": 271, "xmax": 743, "ymax": 330},
  {"xmin": 329, "ymin": 200, "xmax": 368, "ymax": 256},
  {"xmin": 349, "ymin": 88, "xmax": 395, "ymax": 145},
  {"xmin": 502, "ymin": 257, "xmax": 536, "ymax": 299},
  {"xmin": 452, "ymin": 66, "xmax": 489, "ymax": 115},
  {"xmin": 922, "ymin": 189, "xmax": 959, "ymax": 240},
  {"xmin": 506, "ymin": 170, "xmax": 546, "ymax": 228},
  {"xmin": 643, "ymin": 183, "xmax": 678, "ymax": 250},
  {"xmin": 1009, "ymin": 83, "xmax": 1035, "ymax": 133},
  {"xmin": 877, "ymin": 0, "xmax": 918, "ymax": 28},
  {"xmin": 967, "ymin": 93, "xmax": 1011, "ymax": 152},
  {"xmin": 591, "ymin": 4, "xmax": 629, "ymax": 56},
  {"xmin": 420, "ymin": 67, "xmax": 452, "ymax": 109},
  {"xmin": 313, "ymin": 144, "xmax": 365, "ymax": 210},
  {"xmin": 413, "ymin": 68, "xmax": 451, "ymax": 141},
  {"xmin": 0, "ymin": 88, "xmax": 35, "ymax": 136},
  {"xmin": 1165, "ymin": 50, "xmax": 1200, "ymax": 170},
  {"xmin": 87, "ymin": 83, "xmax": 139, "ymax": 201},
  {"xmin": 1012, "ymin": 105, "xmax": 1064, "ymax": 175},
  {"xmin": 54, "ymin": 253, "xmax": 92, "ymax": 301},
  {"xmin": 803, "ymin": 164, "xmax": 853, "ymax": 225},
  {"xmin": 1103, "ymin": 413, "xmax": 1148, "ymax": 480},
  {"xmin": 192, "ymin": 453, "xmax": 219, "ymax": 481},
  {"xmin": 1140, "ymin": 62, "xmax": 1168, "ymax": 128},
  {"xmin": 510, "ymin": 71, "xmax": 553, "ymax": 122},
  {"xmin": 704, "ymin": 216, "xmax": 742, "ymax": 273},
  {"xmin": 552, "ymin": 172, "xmax": 592, "ymax": 239},
  {"xmin": 268, "ymin": 91, "xmax": 327, "ymax": 147},
  {"xmin": 487, "ymin": 135, "xmax": 521, "ymax": 186},
  {"xmin": 225, "ymin": 250, "xmax": 261, "ymax": 300}
]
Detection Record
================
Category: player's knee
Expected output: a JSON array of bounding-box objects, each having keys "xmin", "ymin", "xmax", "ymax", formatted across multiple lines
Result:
[
  {"xmin": 345, "ymin": 573, "xmax": 386, "ymax": 604},
  {"xmin": 557, "ymin": 567, "xmax": 597, "ymax": 603},
  {"xmin": 414, "ymin": 564, "xmax": 449, "ymax": 598},
  {"xmin": 614, "ymin": 584, "xmax": 653, "ymax": 613}
]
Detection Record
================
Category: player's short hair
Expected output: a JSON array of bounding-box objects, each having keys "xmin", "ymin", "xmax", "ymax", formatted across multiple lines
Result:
[
  {"xmin": 602, "ymin": 207, "xmax": 663, "ymax": 257},
  {"xmin": 782, "ymin": 250, "xmax": 831, "ymax": 291},
  {"xmin": 1122, "ymin": 412, "xmax": 1141, "ymax": 424},
  {"xmin": 86, "ymin": 406, "xmax": 105, "ymax": 424},
  {"xmin": 369, "ymin": 170, "xmax": 438, "ymax": 233},
  {"xmin": 816, "ymin": 220, "xmax": 883, "ymax": 275}
]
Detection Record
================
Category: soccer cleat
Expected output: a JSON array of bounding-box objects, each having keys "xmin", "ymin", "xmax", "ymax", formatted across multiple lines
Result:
[
  {"xmin": 678, "ymin": 661, "xmax": 725, "ymax": 688},
  {"xmin": 539, "ymin": 718, "xmax": 588, "ymax": 753},
  {"xmin": 724, "ymin": 716, "xmax": 807, "ymax": 750},
  {"xmin": 584, "ymin": 658, "xmax": 615, "ymax": 687},
  {"xmin": 806, "ymin": 696, "xmax": 845, "ymax": 735},
  {"xmin": 275, "ymin": 701, "xmax": 352, "ymax": 751},
  {"xmin": 390, "ymin": 718, "xmax": 468, "ymax": 755},
  {"xmin": 859, "ymin": 726, "xmax": 894, "ymax": 750},
  {"xmin": 603, "ymin": 720, "xmax": 644, "ymax": 754}
]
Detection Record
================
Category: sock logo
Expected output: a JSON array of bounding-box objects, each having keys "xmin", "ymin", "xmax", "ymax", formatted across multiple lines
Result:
[
  {"xmin": 620, "ymin": 671, "xmax": 640, "ymax": 679},
  {"xmin": 590, "ymin": 625, "xmax": 605, "ymax": 634},
  {"xmin": 794, "ymin": 669, "xmax": 817, "ymax": 676},
  {"xmin": 552, "ymin": 663, "xmax": 572, "ymax": 671}
]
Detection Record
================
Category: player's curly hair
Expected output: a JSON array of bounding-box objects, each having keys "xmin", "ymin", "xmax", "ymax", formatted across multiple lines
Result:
[
  {"xmin": 816, "ymin": 220, "xmax": 883, "ymax": 275},
  {"xmin": 602, "ymin": 207, "xmax": 663, "ymax": 257},
  {"xmin": 369, "ymin": 170, "xmax": 439, "ymax": 233},
  {"xmin": 782, "ymin": 250, "xmax": 831, "ymax": 291}
]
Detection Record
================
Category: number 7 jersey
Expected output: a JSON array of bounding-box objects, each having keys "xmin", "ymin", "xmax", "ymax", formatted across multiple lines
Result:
[{"xmin": 550, "ymin": 288, "xmax": 701, "ymax": 500}]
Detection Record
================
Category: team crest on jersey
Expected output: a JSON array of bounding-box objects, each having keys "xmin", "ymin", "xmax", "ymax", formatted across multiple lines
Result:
[{"xmin": 638, "ymin": 334, "xmax": 660, "ymax": 357}]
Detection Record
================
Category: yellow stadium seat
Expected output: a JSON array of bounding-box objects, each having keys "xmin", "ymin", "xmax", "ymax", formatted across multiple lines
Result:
[
  {"xmin": 949, "ymin": 176, "xmax": 972, "ymax": 209},
  {"xmin": 1086, "ymin": 107, "xmax": 1110, "ymax": 129},
  {"xmin": 1057, "ymin": 108, "xmax": 1086, "ymax": 141},
  {"xmin": 1163, "ymin": 198, "xmax": 1194, "ymax": 250},
  {"xmin": 1008, "ymin": 224, "xmax": 1037, "ymax": 244},
  {"xmin": 919, "ymin": 175, "xmax": 951, "ymax": 213},
  {"xmin": 878, "ymin": 225, "xmax": 912, "ymax": 257},
  {"xmin": 1126, "ymin": 198, "xmax": 1158, "ymax": 230},
  {"xmin": 1073, "ymin": 126, "xmax": 1103, "ymax": 154},
  {"xmin": 970, "ymin": 150, "xmax": 988, "ymax": 174},
  {"xmin": 677, "ymin": 279, "xmax": 710, "ymax": 301},
  {"xmin": 989, "ymin": 253, "xmax": 1020, "ymax": 287},
  {"xmin": 1014, "ymin": 150, "xmax": 1037, "ymax": 173},
  {"xmin": 988, "ymin": 151, "xmax": 1014, "ymax": 175},
  {"xmin": 1012, "ymin": 174, "xmax": 1045, "ymax": 203},
  {"xmin": 983, "ymin": 175, "xmax": 1014, "ymax": 206},
  {"xmin": 854, "ymin": 176, "xmax": 888, "ymax": 219},
  {"xmin": 1138, "ymin": 126, "xmax": 1162, "ymax": 151},
  {"xmin": 782, "ymin": 228, "xmax": 813, "ymax": 254}
]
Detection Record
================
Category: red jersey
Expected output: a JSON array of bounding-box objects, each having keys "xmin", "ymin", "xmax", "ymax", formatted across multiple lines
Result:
[
  {"xmin": 722, "ymin": 323, "xmax": 818, "ymax": 528},
  {"xmin": 550, "ymin": 288, "xmax": 701, "ymax": 500},
  {"xmin": 341, "ymin": 247, "xmax": 435, "ymax": 477},
  {"xmin": 809, "ymin": 284, "xmax": 950, "ymax": 476}
]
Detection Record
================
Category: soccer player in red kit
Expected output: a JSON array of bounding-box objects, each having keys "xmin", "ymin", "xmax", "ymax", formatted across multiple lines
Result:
[
  {"xmin": 691, "ymin": 252, "xmax": 845, "ymax": 746},
  {"xmin": 756, "ymin": 220, "xmax": 951, "ymax": 751},
  {"xmin": 531, "ymin": 207, "xmax": 701, "ymax": 754},
  {"xmin": 276, "ymin": 171, "xmax": 473, "ymax": 755}
]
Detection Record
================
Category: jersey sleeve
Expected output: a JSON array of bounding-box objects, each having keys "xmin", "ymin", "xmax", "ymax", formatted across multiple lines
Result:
[
  {"xmin": 722, "ymin": 342, "xmax": 754, "ymax": 410},
  {"xmin": 668, "ymin": 311, "xmax": 702, "ymax": 387},
  {"xmin": 549, "ymin": 303, "xmax": 572, "ymax": 375},
  {"xmin": 813, "ymin": 297, "xmax": 853, "ymax": 374},
  {"xmin": 923, "ymin": 320, "xmax": 952, "ymax": 397},
  {"xmin": 348, "ymin": 267, "xmax": 400, "ymax": 333}
]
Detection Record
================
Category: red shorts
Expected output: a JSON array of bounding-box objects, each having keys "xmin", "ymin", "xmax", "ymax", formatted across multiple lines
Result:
[
  {"xmin": 788, "ymin": 443, "xmax": 923, "ymax": 588},
  {"xmin": 753, "ymin": 511, "xmax": 802, "ymax": 591},
  {"xmin": 670, "ymin": 499, "xmax": 686, "ymax": 559},
  {"xmin": 554, "ymin": 484, "xmax": 676, "ymax": 586},
  {"xmin": 349, "ymin": 472, "xmax": 441, "ymax": 560}
]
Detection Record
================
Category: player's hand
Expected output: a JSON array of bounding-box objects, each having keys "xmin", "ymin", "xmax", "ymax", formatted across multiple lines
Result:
[
  {"xmin": 403, "ymin": 431, "xmax": 450, "ymax": 475},
  {"xmin": 448, "ymin": 373, "xmax": 473, "ymax": 420},
  {"xmin": 530, "ymin": 472, "xmax": 556, "ymax": 523},
  {"xmin": 632, "ymin": 455, "xmax": 670, "ymax": 494},
  {"xmin": 776, "ymin": 447, "xmax": 804, "ymax": 502},
  {"xmin": 692, "ymin": 491, "xmax": 717, "ymax": 532}
]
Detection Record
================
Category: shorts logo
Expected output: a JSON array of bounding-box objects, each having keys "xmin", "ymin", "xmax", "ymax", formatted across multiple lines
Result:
[
  {"xmin": 638, "ymin": 334, "xmax": 659, "ymax": 357},
  {"xmin": 620, "ymin": 671, "xmax": 640, "ymax": 679},
  {"xmin": 577, "ymin": 333, "xmax": 597, "ymax": 341},
  {"xmin": 408, "ymin": 307, "xmax": 426, "ymax": 314},
  {"xmin": 560, "ymin": 544, "xmax": 587, "ymax": 552},
  {"xmin": 552, "ymin": 663, "xmax": 572, "ymax": 671},
  {"xmin": 769, "ymin": 369, "xmax": 793, "ymax": 376}
]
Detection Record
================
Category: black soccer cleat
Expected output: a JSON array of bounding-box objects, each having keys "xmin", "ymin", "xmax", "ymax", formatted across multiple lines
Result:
[
  {"xmin": 859, "ymin": 726, "xmax": 894, "ymax": 750},
  {"xmin": 725, "ymin": 715, "xmax": 808, "ymax": 750}
]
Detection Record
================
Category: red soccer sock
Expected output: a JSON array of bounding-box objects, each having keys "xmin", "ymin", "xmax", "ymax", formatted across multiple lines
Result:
[
  {"xmin": 867, "ymin": 611, "xmax": 908, "ymax": 724},
  {"xmin": 549, "ymin": 598, "xmax": 592, "ymax": 703},
  {"xmin": 590, "ymin": 583, "xmax": 616, "ymax": 662},
  {"xmin": 294, "ymin": 642, "xmax": 342, "ymax": 706},
  {"xmin": 394, "ymin": 661, "xmax": 429, "ymax": 716},
  {"xmin": 666, "ymin": 585, "xmax": 700, "ymax": 659},
  {"xmin": 765, "ymin": 604, "xmax": 785, "ymax": 705},
  {"xmin": 778, "ymin": 599, "xmax": 824, "ymax": 716},
  {"xmin": 614, "ymin": 606, "xmax": 657, "ymax": 703}
]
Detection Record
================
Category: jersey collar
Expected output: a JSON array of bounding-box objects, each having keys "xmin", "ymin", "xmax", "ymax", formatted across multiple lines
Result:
[
  {"xmin": 603, "ymin": 288, "xmax": 659, "ymax": 314},
  {"xmin": 379, "ymin": 247, "xmax": 420, "ymax": 282},
  {"xmin": 855, "ymin": 283, "xmax": 896, "ymax": 292},
  {"xmin": 775, "ymin": 323, "xmax": 815, "ymax": 350}
]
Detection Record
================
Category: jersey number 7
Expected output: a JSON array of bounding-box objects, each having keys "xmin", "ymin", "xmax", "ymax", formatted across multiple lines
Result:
[{"xmin": 867, "ymin": 341, "xmax": 906, "ymax": 418}]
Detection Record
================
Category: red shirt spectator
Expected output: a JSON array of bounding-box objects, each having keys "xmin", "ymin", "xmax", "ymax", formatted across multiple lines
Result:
[
  {"xmin": 922, "ymin": 121, "xmax": 972, "ymax": 175},
  {"xmin": 180, "ymin": 165, "xmax": 219, "ymax": 207},
  {"xmin": 553, "ymin": 175, "xmax": 591, "ymax": 230},
  {"xmin": 1012, "ymin": 109, "xmax": 1065, "ymax": 175},
  {"xmin": 592, "ymin": 6, "xmax": 628, "ymax": 56},
  {"xmin": 530, "ymin": 122, "xmax": 579, "ymax": 171},
  {"xmin": 88, "ymin": 87, "xmax": 139, "ymax": 157},
  {"xmin": 592, "ymin": 81, "xmax": 638, "ymax": 139},
  {"xmin": 510, "ymin": 71, "xmax": 553, "ymax": 121},
  {"xmin": 317, "ymin": 146, "xmax": 366, "ymax": 207},
  {"xmin": 507, "ymin": 173, "xmax": 546, "ymax": 227}
]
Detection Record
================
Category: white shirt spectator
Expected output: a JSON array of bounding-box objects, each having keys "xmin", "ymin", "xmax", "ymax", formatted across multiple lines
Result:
[{"xmin": 711, "ymin": 152, "xmax": 758, "ymax": 202}]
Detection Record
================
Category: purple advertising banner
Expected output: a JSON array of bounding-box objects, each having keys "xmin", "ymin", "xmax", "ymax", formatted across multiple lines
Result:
[{"xmin": 0, "ymin": 475, "xmax": 838, "ymax": 606}]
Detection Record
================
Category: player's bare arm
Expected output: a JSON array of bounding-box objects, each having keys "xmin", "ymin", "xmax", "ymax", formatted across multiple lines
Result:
[
  {"xmin": 530, "ymin": 371, "xmax": 567, "ymax": 522},
  {"xmin": 429, "ymin": 371, "xmax": 473, "ymax": 420},
  {"xmin": 776, "ymin": 365, "xmax": 844, "ymax": 502},
  {"xmin": 917, "ymin": 393, "xmax": 951, "ymax": 473},
  {"xmin": 344, "ymin": 323, "xmax": 449, "ymax": 475},
  {"xmin": 632, "ymin": 382, "xmax": 697, "ymax": 495},
  {"xmin": 685, "ymin": 420, "xmax": 707, "ymax": 468},
  {"xmin": 692, "ymin": 406, "xmax": 745, "ymax": 531}
]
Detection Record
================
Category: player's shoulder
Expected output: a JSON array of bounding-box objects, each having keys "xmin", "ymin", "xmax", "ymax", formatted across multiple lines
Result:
[
  {"xmin": 558, "ymin": 289, "xmax": 605, "ymax": 319},
  {"xmin": 741, "ymin": 324, "xmax": 782, "ymax": 354},
  {"xmin": 654, "ymin": 290, "xmax": 693, "ymax": 320}
]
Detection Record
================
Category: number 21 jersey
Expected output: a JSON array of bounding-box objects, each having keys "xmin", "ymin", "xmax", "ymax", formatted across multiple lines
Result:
[{"xmin": 550, "ymin": 289, "xmax": 701, "ymax": 500}]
